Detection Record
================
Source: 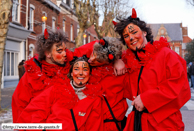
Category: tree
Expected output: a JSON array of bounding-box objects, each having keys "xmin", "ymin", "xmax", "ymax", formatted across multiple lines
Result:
[
  {"xmin": 74, "ymin": 0, "xmax": 98, "ymax": 47},
  {"xmin": 185, "ymin": 39, "xmax": 194, "ymax": 63},
  {"xmin": 74, "ymin": 0, "xmax": 131, "ymax": 47},
  {"xmin": 186, "ymin": 0, "xmax": 194, "ymax": 6},
  {"xmin": 94, "ymin": 0, "xmax": 131, "ymax": 39},
  {"xmin": 0, "ymin": 0, "xmax": 12, "ymax": 110}
]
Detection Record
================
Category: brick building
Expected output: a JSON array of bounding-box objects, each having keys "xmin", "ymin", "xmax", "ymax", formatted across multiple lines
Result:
[
  {"xmin": 27, "ymin": 0, "xmax": 61, "ymax": 57},
  {"xmin": 2, "ymin": 0, "xmax": 98, "ymax": 89},
  {"xmin": 148, "ymin": 23, "xmax": 192, "ymax": 58},
  {"xmin": 181, "ymin": 24, "xmax": 192, "ymax": 59}
]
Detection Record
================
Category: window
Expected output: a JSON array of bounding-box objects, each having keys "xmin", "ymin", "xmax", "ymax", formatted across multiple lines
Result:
[
  {"xmin": 29, "ymin": 5, "xmax": 35, "ymax": 31},
  {"xmin": 4, "ymin": 51, "xmax": 19, "ymax": 76},
  {"xmin": 160, "ymin": 29, "xmax": 164, "ymax": 34},
  {"xmin": 12, "ymin": 0, "xmax": 20, "ymax": 22},
  {"xmin": 29, "ymin": 44, "xmax": 35, "ymax": 58},
  {"xmin": 63, "ymin": 19, "xmax": 66, "ymax": 32},
  {"xmin": 88, "ymin": 34, "xmax": 90, "ymax": 43},
  {"xmin": 70, "ymin": 24, "xmax": 73, "ymax": 41},
  {"xmin": 175, "ymin": 47, "xmax": 180, "ymax": 55},
  {"xmin": 66, "ymin": 0, "xmax": 70, "ymax": 6},
  {"xmin": 66, "ymin": 0, "xmax": 72, "ymax": 7},
  {"xmin": 83, "ymin": 37, "xmax": 86, "ymax": 45},
  {"xmin": 77, "ymin": 25, "xmax": 79, "ymax": 35},
  {"xmin": 71, "ymin": 0, "xmax": 74, "ymax": 8},
  {"xmin": 52, "ymin": 17, "xmax": 56, "ymax": 30}
]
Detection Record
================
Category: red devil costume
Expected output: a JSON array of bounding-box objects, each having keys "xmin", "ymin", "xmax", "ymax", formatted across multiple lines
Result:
[
  {"xmin": 114, "ymin": 8, "xmax": 191, "ymax": 131},
  {"xmin": 73, "ymin": 40, "xmax": 130, "ymax": 131},
  {"xmin": 12, "ymin": 56, "xmax": 71, "ymax": 123},
  {"xmin": 12, "ymin": 29, "xmax": 73, "ymax": 123},
  {"xmin": 16, "ymin": 78, "xmax": 104, "ymax": 131},
  {"xmin": 123, "ymin": 38, "xmax": 190, "ymax": 131}
]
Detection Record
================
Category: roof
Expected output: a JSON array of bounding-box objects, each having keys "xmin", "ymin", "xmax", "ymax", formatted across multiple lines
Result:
[
  {"xmin": 183, "ymin": 36, "xmax": 192, "ymax": 43},
  {"xmin": 148, "ymin": 23, "xmax": 183, "ymax": 41}
]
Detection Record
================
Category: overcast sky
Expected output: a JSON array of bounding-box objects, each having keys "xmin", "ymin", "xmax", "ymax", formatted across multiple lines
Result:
[{"xmin": 130, "ymin": 0, "xmax": 194, "ymax": 39}]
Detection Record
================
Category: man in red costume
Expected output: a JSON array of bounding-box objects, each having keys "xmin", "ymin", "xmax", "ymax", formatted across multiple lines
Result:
[
  {"xmin": 12, "ymin": 29, "xmax": 72, "ymax": 123},
  {"xmin": 114, "ymin": 8, "xmax": 191, "ymax": 131}
]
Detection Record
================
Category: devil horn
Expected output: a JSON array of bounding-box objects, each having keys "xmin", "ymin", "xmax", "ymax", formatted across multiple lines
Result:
[
  {"xmin": 131, "ymin": 8, "xmax": 137, "ymax": 18},
  {"xmin": 44, "ymin": 28, "xmax": 49, "ymax": 39},
  {"xmin": 112, "ymin": 21, "xmax": 117, "ymax": 26}
]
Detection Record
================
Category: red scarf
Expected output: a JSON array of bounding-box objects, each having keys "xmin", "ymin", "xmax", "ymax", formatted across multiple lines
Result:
[
  {"xmin": 24, "ymin": 57, "xmax": 70, "ymax": 91},
  {"xmin": 122, "ymin": 37, "xmax": 170, "ymax": 73}
]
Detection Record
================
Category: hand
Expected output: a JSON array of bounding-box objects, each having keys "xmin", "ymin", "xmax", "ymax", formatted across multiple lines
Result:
[
  {"xmin": 131, "ymin": 95, "xmax": 145, "ymax": 112},
  {"xmin": 113, "ymin": 59, "xmax": 128, "ymax": 76}
]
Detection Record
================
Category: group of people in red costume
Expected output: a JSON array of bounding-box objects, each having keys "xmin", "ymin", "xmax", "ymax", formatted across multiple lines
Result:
[{"xmin": 12, "ymin": 8, "xmax": 191, "ymax": 131}]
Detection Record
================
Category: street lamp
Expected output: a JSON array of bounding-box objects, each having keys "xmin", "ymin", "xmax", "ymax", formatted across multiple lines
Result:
[
  {"xmin": 34, "ymin": 15, "xmax": 47, "ymax": 26},
  {"xmin": 83, "ymin": 33, "xmax": 87, "ymax": 38},
  {"xmin": 42, "ymin": 15, "xmax": 47, "ymax": 22}
]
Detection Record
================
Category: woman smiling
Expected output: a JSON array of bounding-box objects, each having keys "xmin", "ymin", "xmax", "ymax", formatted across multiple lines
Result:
[{"xmin": 17, "ymin": 56, "xmax": 103, "ymax": 131}]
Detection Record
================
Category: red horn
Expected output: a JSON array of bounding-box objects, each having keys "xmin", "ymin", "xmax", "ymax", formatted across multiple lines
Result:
[
  {"xmin": 112, "ymin": 21, "xmax": 117, "ymax": 26},
  {"xmin": 131, "ymin": 8, "xmax": 137, "ymax": 18},
  {"xmin": 99, "ymin": 39, "xmax": 105, "ymax": 46},
  {"xmin": 44, "ymin": 29, "xmax": 49, "ymax": 39}
]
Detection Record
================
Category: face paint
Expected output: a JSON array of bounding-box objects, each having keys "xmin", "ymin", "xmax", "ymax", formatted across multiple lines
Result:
[
  {"xmin": 88, "ymin": 51, "xmax": 109, "ymax": 66},
  {"xmin": 46, "ymin": 42, "xmax": 67, "ymax": 66},
  {"xmin": 127, "ymin": 25, "xmax": 134, "ymax": 33},
  {"xmin": 122, "ymin": 23, "xmax": 147, "ymax": 51},
  {"xmin": 71, "ymin": 61, "xmax": 90, "ymax": 87}
]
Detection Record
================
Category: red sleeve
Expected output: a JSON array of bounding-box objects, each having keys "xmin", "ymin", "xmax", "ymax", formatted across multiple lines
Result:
[
  {"xmin": 140, "ymin": 50, "xmax": 191, "ymax": 123},
  {"xmin": 73, "ymin": 40, "xmax": 99, "ymax": 58},
  {"xmin": 16, "ymin": 87, "xmax": 53, "ymax": 123},
  {"xmin": 121, "ymin": 50, "xmax": 130, "ymax": 69},
  {"xmin": 12, "ymin": 73, "xmax": 33, "ymax": 123},
  {"xmin": 66, "ymin": 49, "xmax": 74, "ymax": 62},
  {"xmin": 85, "ymin": 97, "xmax": 103, "ymax": 131},
  {"xmin": 123, "ymin": 73, "xmax": 133, "ymax": 100}
]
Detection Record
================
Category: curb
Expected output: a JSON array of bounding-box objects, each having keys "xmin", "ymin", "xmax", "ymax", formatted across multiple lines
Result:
[{"xmin": 191, "ymin": 92, "xmax": 194, "ymax": 100}]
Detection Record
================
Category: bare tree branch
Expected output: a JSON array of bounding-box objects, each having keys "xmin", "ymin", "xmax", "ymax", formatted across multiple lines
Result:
[
  {"xmin": 75, "ymin": 0, "xmax": 132, "ymax": 46},
  {"xmin": 94, "ymin": 0, "xmax": 132, "ymax": 39},
  {"xmin": 186, "ymin": 0, "xmax": 194, "ymax": 6}
]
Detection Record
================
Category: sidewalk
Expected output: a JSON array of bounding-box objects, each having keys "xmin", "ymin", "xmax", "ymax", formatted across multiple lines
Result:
[{"xmin": 0, "ymin": 87, "xmax": 15, "ymax": 124}]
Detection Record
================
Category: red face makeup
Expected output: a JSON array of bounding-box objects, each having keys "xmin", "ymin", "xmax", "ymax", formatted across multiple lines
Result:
[
  {"xmin": 46, "ymin": 42, "xmax": 67, "ymax": 65},
  {"xmin": 88, "ymin": 51, "xmax": 108, "ymax": 66},
  {"xmin": 71, "ymin": 61, "xmax": 90, "ymax": 87},
  {"xmin": 122, "ymin": 23, "xmax": 147, "ymax": 51}
]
